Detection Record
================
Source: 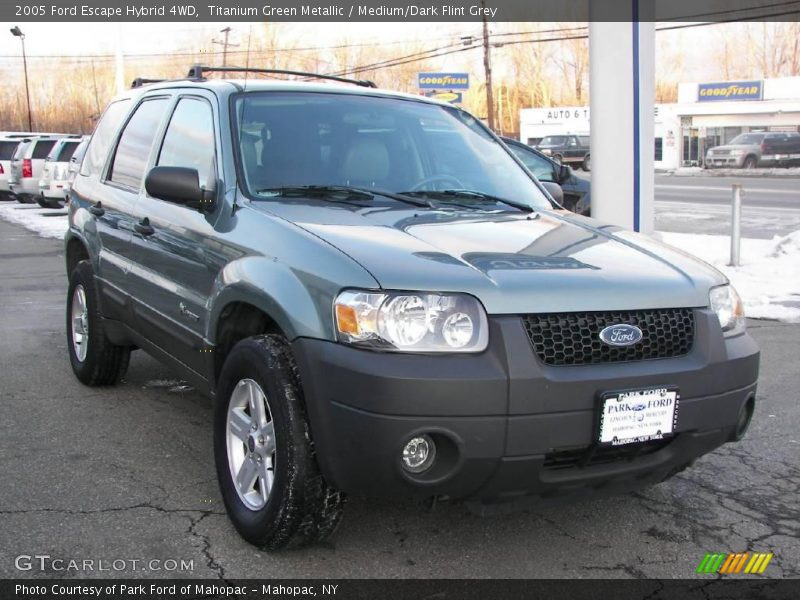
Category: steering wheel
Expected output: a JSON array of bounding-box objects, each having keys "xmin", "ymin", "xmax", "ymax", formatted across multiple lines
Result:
[{"xmin": 409, "ymin": 174, "xmax": 464, "ymax": 192}]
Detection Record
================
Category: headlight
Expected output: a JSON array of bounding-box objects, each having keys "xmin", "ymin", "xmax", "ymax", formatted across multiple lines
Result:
[
  {"xmin": 334, "ymin": 290, "xmax": 489, "ymax": 353},
  {"xmin": 731, "ymin": 149, "xmax": 745, "ymax": 156},
  {"xmin": 710, "ymin": 284, "xmax": 745, "ymax": 333}
]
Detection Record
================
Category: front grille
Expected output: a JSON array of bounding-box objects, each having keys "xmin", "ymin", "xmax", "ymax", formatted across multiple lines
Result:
[
  {"xmin": 522, "ymin": 308, "xmax": 695, "ymax": 366},
  {"xmin": 543, "ymin": 438, "xmax": 674, "ymax": 471}
]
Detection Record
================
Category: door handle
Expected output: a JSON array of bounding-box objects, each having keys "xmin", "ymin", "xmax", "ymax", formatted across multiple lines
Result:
[
  {"xmin": 88, "ymin": 202, "xmax": 105, "ymax": 217},
  {"xmin": 134, "ymin": 217, "xmax": 155, "ymax": 237}
]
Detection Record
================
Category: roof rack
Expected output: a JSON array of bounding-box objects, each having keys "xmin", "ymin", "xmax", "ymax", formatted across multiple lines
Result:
[
  {"xmin": 186, "ymin": 64, "xmax": 377, "ymax": 88},
  {"xmin": 131, "ymin": 77, "xmax": 168, "ymax": 88}
]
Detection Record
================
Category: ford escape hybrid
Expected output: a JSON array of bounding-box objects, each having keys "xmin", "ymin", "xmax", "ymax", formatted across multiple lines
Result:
[{"xmin": 64, "ymin": 66, "xmax": 760, "ymax": 550}]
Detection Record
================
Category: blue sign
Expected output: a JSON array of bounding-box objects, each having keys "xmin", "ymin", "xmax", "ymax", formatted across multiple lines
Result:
[
  {"xmin": 425, "ymin": 91, "xmax": 463, "ymax": 104},
  {"xmin": 418, "ymin": 72, "xmax": 469, "ymax": 90},
  {"xmin": 698, "ymin": 80, "xmax": 763, "ymax": 102}
]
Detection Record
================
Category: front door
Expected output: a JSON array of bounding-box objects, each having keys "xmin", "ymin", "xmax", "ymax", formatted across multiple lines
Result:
[{"xmin": 127, "ymin": 95, "xmax": 223, "ymax": 376}]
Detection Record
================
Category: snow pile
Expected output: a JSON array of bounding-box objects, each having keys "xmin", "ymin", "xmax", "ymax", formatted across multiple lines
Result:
[
  {"xmin": 670, "ymin": 166, "xmax": 800, "ymax": 178},
  {"xmin": 660, "ymin": 230, "xmax": 800, "ymax": 323},
  {"xmin": 0, "ymin": 203, "xmax": 68, "ymax": 239}
]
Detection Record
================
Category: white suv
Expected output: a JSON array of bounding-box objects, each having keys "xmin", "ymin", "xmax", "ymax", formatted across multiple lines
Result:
[{"xmin": 38, "ymin": 136, "xmax": 87, "ymax": 208}]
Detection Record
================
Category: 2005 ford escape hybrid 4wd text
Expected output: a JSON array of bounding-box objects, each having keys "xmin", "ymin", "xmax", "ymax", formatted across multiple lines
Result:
[{"xmin": 64, "ymin": 66, "xmax": 760, "ymax": 550}]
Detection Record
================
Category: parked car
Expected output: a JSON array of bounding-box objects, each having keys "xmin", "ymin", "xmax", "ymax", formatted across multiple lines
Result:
[
  {"xmin": 8, "ymin": 135, "xmax": 68, "ymax": 203},
  {"xmin": 0, "ymin": 137, "xmax": 25, "ymax": 200},
  {"xmin": 502, "ymin": 137, "xmax": 591, "ymax": 216},
  {"xmin": 65, "ymin": 67, "xmax": 759, "ymax": 550},
  {"xmin": 38, "ymin": 136, "xmax": 86, "ymax": 208},
  {"xmin": 536, "ymin": 134, "xmax": 591, "ymax": 170},
  {"xmin": 705, "ymin": 132, "xmax": 800, "ymax": 169},
  {"xmin": 64, "ymin": 137, "xmax": 90, "ymax": 200}
]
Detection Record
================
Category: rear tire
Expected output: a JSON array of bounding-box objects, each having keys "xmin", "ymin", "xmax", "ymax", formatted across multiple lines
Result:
[
  {"xmin": 66, "ymin": 261, "xmax": 131, "ymax": 386},
  {"xmin": 214, "ymin": 334, "xmax": 345, "ymax": 550},
  {"xmin": 581, "ymin": 155, "xmax": 590, "ymax": 171}
]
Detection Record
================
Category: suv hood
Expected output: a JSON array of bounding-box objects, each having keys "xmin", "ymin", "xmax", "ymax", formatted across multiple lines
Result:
[
  {"xmin": 710, "ymin": 144, "xmax": 757, "ymax": 152},
  {"xmin": 256, "ymin": 202, "xmax": 725, "ymax": 314}
]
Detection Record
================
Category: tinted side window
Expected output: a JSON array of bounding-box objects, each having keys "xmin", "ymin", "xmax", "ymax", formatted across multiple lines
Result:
[
  {"xmin": 157, "ymin": 98, "xmax": 216, "ymax": 189},
  {"xmin": 0, "ymin": 141, "xmax": 19, "ymax": 160},
  {"xmin": 81, "ymin": 100, "xmax": 131, "ymax": 177},
  {"xmin": 509, "ymin": 144, "xmax": 555, "ymax": 181},
  {"xmin": 109, "ymin": 98, "xmax": 169, "ymax": 189},
  {"xmin": 32, "ymin": 140, "xmax": 56, "ymax": 159},
  {"xmin": 56, "ymin": 142, "xmax": 80, "ymax": 162}
]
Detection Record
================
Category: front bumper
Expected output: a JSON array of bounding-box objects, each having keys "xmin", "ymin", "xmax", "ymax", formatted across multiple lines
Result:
[
  {"xmin": 293, "ymin": 309, "xmax": 759, "ymax": 503},
  {"xmin": 705, "ymin": 155, "xmax": 745, "ymax": 168}
]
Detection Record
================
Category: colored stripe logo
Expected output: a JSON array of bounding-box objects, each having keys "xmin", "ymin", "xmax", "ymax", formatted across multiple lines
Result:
[{"xmin": 697, "ymin": 552, "xmax": 773, "ymax": 574}]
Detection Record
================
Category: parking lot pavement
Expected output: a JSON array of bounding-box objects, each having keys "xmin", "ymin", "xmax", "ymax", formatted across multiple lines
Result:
[{"xmin": 1, "ymin": 217, "xmax": 798, "ymax": 579}]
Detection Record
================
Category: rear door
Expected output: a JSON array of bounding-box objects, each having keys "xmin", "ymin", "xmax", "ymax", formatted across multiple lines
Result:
[{"xmin": 127, "ymin": 93, "xmax": 222, "ymax": 374}]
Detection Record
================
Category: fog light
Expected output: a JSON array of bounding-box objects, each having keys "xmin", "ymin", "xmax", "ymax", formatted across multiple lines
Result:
[{"xmin": 402, "ymin": 435, "xmax": 436, "ymax": 473}]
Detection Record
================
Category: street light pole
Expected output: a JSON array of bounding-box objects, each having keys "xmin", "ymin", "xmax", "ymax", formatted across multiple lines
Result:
[{"xmin": 10, "ymin": 26, "xmax": 33, "ymax": 132}]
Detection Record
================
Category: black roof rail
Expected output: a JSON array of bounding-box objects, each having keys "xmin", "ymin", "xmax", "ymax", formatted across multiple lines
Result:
[
  {"xmin": 186, "ymin": 64, "xmax": 377, "ymax": 88},
  {"xmin": 131, "ymin": 77, "xmax": 168, "ymax": 88}
]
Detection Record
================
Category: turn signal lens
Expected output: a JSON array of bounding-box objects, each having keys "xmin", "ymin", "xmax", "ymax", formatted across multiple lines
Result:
[{"xmin": 335, "ymin": 304, "xmax": 360, "ymax": 336}]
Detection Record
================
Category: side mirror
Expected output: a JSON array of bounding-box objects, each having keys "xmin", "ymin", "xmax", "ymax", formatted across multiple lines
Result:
[
  {"xmin": 144, "ymin": 166, "xmax": 215, "ymax": 212},
  {"xmin": 540, "ymin": 181, "xmax": 564, "ymax": 206},
  {"xmin": 557, "ymin": 164, "xmax": 572, "ymax": 183}
]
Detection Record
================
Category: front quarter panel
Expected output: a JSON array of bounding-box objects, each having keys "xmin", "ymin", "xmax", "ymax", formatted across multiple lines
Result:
[{"xmin": 206, "ymin": 205, "xmax": 380, "ymax": 344}]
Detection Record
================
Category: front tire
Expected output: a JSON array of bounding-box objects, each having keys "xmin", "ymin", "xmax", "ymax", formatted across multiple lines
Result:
[
  {"xmin": 214, "ymin": 334, "xmax": 345, "ymax": 550},
  {"xmin": 66, "ymin": 261, "xmax": 131, "ymax": 385},
  {"xmin": 742, "ymin": 156, "xmax": 758, "ymax": 169},
  {"xmin": 582, "ymin": 155, "xmax": 591, "ymax": 171}
]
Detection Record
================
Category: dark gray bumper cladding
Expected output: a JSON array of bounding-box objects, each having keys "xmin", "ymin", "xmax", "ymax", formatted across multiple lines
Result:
[{"xmin": 292, "ymin": 310, "xmax": 759, "ymax": 502}]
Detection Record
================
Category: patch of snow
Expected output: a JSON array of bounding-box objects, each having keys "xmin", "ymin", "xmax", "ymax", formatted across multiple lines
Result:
[
  {"xmin": 0, "ymin": 203, "xmax": 68, "ymax": 239},
  {"xmin": 659, "ymin": 230, "xmax": 800, "ymax": 323},
  {"xmin": 669, "ymin": 166, "xmax": 800, "ymax": 178}
]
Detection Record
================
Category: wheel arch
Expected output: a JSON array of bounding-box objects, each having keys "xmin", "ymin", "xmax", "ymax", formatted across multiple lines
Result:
[
  {"xmin": 206, "ymin": 256, "xmax": 339, "ymax": 383},
  {"xmin": 65, "ymin": 230, "xmax": 91, "ymax": 275}
]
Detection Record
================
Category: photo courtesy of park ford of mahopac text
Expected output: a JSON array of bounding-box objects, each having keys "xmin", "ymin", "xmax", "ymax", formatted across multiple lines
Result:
[{"xmin": 0, "ymin": 0, "xmax": 799, "ymax": 598}]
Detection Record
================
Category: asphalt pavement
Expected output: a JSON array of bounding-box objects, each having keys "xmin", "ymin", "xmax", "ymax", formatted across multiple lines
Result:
[
  {"xmin": 654, "ymin": 175, "xmax": 800, "ymax": 239},
  {"xmin": 0, "ymin": 216, "xmax": 798, "ymax": 579},
  {"xmin": 569, "ymin": 172, "xmax": 800, "ymax": 239}
]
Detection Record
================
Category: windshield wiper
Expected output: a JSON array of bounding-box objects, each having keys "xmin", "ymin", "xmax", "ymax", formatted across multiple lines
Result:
[
  {"xmin": 255, "ymin": 185, "xmax": 430, "ymax": 208},
  {"xmin": 397, "ymin": 189, "xmax": 534, "ymax": 213}
]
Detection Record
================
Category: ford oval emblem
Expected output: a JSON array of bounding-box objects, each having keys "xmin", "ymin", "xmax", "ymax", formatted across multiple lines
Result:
[{"xmin": 599, "ymin": 324, "xmax": 643, "ymax": 347}]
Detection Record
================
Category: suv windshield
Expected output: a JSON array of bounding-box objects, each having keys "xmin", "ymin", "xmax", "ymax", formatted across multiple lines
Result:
[
  {"xmin": 729, "ymin": 133, "xmax": 765, "ymax": 145},
  {"xmin": 234, "ymin": 92, "xmax": 551, "ymax": 211}
]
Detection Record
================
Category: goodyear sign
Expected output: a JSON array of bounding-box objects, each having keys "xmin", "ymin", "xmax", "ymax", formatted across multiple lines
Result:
[
  {"xmin": 698, "ymin": 80, "xmax": 763, "ymax": 102},
  {"xmin": 418, "ymin": 72, "xmax": 470, "ymax": 90},
  {"xmin": 425, "ymin": 91, "xmax": 463, "ymax": 104}
]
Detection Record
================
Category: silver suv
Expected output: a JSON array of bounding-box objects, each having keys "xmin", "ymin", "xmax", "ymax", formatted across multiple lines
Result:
[
  {"xmin": 8, "ymin": 135, "xmax": 69, "ymax": 203},
  {"xmin": 705, "ymin": 132, "xmax": 800, "ymax": 169}
]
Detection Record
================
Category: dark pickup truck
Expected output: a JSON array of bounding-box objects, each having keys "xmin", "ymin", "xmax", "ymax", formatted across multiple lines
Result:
[{"xmin": 535, "ymin": 134, "xmax": 591, "ymax": 171}]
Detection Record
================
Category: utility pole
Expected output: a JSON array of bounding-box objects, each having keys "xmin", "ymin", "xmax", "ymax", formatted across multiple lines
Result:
[
  {"xmin": 212, "ymin": 27, "xmax": 239, "ymax": 70},
  {"xmin": 481, "ymin": 0, "xmax": 495, "ymax": 131}
]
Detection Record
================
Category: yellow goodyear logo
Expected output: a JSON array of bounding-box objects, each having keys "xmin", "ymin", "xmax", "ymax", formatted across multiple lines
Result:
[{"xmin": 697, "ymin": 552, "xmax": 773, "ymax": 575}]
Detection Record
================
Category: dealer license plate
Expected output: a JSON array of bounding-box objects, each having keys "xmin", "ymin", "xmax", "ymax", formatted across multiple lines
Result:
[{"xmin": 598, "ymin": 387, "xmax": 679, "ymax": 446}]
